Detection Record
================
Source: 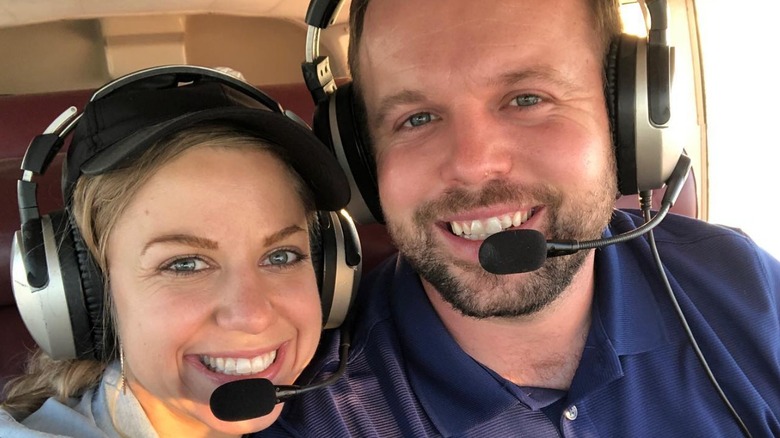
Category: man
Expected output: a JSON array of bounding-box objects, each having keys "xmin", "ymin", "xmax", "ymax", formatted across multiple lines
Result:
[{"xmin": 263, "ymin": 0, "xmax": 780, "ymax": 436}]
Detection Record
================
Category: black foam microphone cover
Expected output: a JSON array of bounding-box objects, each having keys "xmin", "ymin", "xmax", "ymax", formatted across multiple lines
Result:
[
  {"xmin": 209, "ymin": 378, "xmax": 278, "ymax": 421},
  {"xmin": 479, "ymin": 229, "xmax": 548, "ymax": 274}
]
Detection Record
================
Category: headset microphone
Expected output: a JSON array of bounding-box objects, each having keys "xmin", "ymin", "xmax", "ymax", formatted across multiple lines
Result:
[
  {"xmin": 479, "ymin": 154, "xmax": 691, "ymax": 275},
  {"xmin": 210, "ymin": 324, "xmax": 351, "ymax": 422}
]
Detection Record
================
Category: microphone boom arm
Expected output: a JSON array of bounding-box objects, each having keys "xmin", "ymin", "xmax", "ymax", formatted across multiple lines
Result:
[
  {"xmin": 274, "ymin": 325, "xmax": 351, "ymax": 403},
  {"xmin": 547, "ymin": 154, "xmax": 691, "ymax": 258}
]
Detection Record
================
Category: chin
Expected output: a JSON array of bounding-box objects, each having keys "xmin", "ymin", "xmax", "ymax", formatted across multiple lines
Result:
[{"xmin": 207, "ymin": 404, "xmax": 283, "ymax": 435}]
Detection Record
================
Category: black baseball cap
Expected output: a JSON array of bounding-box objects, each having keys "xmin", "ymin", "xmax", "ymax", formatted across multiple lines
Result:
[{"xmin": 63, "ymin": 66, "xmax": 350, "ymax": 211}]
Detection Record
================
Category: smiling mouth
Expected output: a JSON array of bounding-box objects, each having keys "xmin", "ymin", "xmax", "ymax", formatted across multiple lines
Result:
[
  {"xmin": 199, "ymin": 351, "xmax": 277, "ymax": 376},
  {"xmin": 448, "ymin": 208, "xmax": 536, "ymax": 240}
]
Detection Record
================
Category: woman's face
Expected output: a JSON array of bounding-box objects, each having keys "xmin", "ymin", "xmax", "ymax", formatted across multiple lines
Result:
[{"xmin": 107, "ymin": 145, "xmax": 322, "ymax": 436}]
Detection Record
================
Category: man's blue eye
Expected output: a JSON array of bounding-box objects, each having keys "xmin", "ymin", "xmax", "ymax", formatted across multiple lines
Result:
[
  {"xmin": 406, "ymin": 112, "xmax": 432, "ymax": 127},
  {"xmin": 512, "ymin": 95, "xmax": 542, "ymax": 106}
]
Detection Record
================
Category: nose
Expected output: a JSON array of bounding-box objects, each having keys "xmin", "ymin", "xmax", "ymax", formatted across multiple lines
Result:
[
  {"xmin": 440, "ymin": 109, "xmax": 515, "ymax": 185},
  {"xmin": 215, "ymin": 269, "xmax": 277, "ymax": 334},
  {"xmin": 445, "ymin": 114, "xmax": 515, "ymax": 183}
]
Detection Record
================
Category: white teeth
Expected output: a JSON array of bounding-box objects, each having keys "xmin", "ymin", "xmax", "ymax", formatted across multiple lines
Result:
[
  {"xmin": 236, "ymin": 358, "xmax": 251, "ymax": 374},
  {"xmin": 449, "ymin": 209, "xmax": 535, "ymax": 240},
  {"xmin": 513, "ymin": 211, "xmax": 524, "ymax": 227},
  {"xmin": 451, "ymin": 221, "xmax": 463, "ymax": 236},
  {"xmin": 200, "ymin": 350, "xmax": 277, "ymax": 376},
  {"xmin": 470, "ymin": 220, "xmax": 485, "ymax": 235},
  {"xmin": 484, "ymin": 217, "xmax": 503, "ymax": 234},
  {"xmin": 251, "ymin": 356, "xmax": 267, "ymax": 370}
]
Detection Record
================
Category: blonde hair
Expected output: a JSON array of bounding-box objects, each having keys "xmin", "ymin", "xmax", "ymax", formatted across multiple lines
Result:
[{"xmin": 2, "ymin": 124, "xmax": 316, "ymax": 420}]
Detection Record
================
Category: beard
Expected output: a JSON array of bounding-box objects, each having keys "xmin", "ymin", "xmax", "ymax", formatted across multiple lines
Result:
[{"xmin": 386, "ymin": 175, "xmax": 616, "ymax": 319}]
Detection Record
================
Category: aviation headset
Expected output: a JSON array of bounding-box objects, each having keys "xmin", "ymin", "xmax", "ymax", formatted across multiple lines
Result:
[
  {"xmin": 301, "ymin": 0, "xmax": 682, "ymax": 225},
  {"xmin": 11, "ymin": 65, "xmax": 361, "ymax": 362}
]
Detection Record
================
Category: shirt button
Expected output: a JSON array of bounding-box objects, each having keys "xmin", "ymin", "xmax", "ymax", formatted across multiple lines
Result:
[{"xmin": 564, "ymin": 405, "xmax": 578, "ymax": 421}]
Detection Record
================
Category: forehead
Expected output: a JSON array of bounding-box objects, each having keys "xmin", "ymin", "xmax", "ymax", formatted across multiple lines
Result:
[
  {"xmin": 362, "ymin": 0, "xmax": 597, "ymax": 42},
  {"xmin": 132, "ymin": 146, "xmax": 305, "ymax": 214},
  {"xmin": 358, "ymin": 0, "xmax": 601, "ymax": 89}
]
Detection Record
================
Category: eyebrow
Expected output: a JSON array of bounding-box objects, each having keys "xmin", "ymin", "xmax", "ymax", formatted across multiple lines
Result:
[
  {"xmin": 142, "ymin": 234, "xmax": 218, "ymax": 256},
  {"xmin": 372, "ymin": 89, "xmax": 428, "ymax": 130},
  {"xmin": 140, "ymin": 225, "xmax": 306, "ymax": 256},
  {"xmin": 264, "ymin": 225, "xmax": 307, "ymax": 247},
  {"xmin": 496, "ymin": 67, "xmax": 578, "ymax": 92}
]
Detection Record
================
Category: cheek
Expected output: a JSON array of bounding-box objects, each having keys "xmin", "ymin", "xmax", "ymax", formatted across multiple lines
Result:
[
  {"xmin": 111, "ymin": 280, "xmax": 198, "ymax": 364},
  {"xmin": 528, "ymin": 120, "xmax": 614, "ymax": 184},
  {"xmin": 376, "ymin": 146, "xmax": 436, "ymax": 214},
  {"xmin": 290, "ymin": 288, "xmax": 323, "ymax": 340},
  {"xmin": 275, "ymin": 286, "xmax": 323, "ymax": 372}
]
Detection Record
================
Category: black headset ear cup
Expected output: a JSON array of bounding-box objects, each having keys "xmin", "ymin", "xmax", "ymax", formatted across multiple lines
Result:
[
  {"xmin": 70, "ymin": 214, "xmax": 113, "ymax": 360},
  {"xmin": 312, "ymin": 82, "xmax": 384, "ymax": 224},
  {"xmin": 606, "ymin": 34, "xmax": 640, "ymax": 196},
  {"xmin": 310, "ymin": 212, "xmax": 325, "ymax": 290},
  {"xmin": 606, "ymin": 38, "xmax": 620, "ymax": 141},
  {"xmin": 50, "ymin": 210, "xmax": 110, "ymax": 360}
]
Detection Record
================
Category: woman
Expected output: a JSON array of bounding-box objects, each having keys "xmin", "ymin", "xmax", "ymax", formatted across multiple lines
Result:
[{"xmin": 1, "ymin": 65, "xmax": 352, "ymax": 437}]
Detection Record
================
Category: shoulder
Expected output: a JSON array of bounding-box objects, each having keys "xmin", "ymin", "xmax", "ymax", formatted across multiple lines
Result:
[
  {"xmin": 0, "ymin": 408, "xmax": 44, "ymax": 437},
  {"xmin": 614, "ymin": 210, "xmax": 780, "ymax": 303},
  {"xmin": 613, "ymin": 209, "xmax": 778, "ymax": 271},
  {"xmin": 4, "ymin": 384, "xmax": 117, "ymax": 438},
  {"xmin": 612, "ymin": 209, "xmax": 780, "ymax": 362},
  {"xmin": 0, "ymin": 404, "xmax": 85, "ymax": 438}
]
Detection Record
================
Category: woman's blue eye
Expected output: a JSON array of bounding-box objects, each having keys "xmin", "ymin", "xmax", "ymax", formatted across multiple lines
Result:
[
  {"xmin": 511, "ymin": 94, "xmax": 542, "ymax": 107},
  {"xmin": 264, "ymin": 249, "xmax": 302, "ymax": 266},
  {"xmin": 164, "ymin": 257, "xmax": 208, "ymax": 274},
  {"xmin": 404, "ymin": 112, "xmax": 433, "ymax": 128}
]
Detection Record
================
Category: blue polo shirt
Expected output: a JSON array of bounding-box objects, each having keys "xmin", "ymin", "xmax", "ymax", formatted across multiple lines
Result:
[{"xmin": 260, "ymin": 210, "xmax": 780, "ymax": 437}]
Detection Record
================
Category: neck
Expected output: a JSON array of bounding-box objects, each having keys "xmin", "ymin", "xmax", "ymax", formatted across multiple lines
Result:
[
  {"xmin": 424, "ymin": 252, "xmax": 596, "ymax": 390},
  {"xmin": 129, "ymin": 382, "xmax": 241, "ymax": 438}
]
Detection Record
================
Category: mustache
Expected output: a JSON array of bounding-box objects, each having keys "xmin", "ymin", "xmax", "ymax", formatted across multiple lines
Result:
[{"xmin": 413, "ymin": 179, "xmax": 563, "ymax": 225}]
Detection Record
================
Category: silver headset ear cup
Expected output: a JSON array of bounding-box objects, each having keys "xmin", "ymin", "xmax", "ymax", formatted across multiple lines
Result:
[
  {"xmin": 318, "ymin": 209, "xmax": 361, "ymax": 329},
  {"xmin": 11, "ymin": 211, "xmax": 107, "ymax": 361},
  {"xmin": 610, "ymin": 34, "xmax": 681, "ymax": 196},
  {"xmin": 11, "ymin": 215, "xmax": 80, "ymax": 359},
  {"xmin": 631, "ymin": 39, "xmax": 682, "ymax": 192}
]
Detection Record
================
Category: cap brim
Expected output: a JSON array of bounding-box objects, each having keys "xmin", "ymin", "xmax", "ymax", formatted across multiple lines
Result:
[{"xmin": 80, "ymin": 107, "xmax": 350, "ymax": 211}]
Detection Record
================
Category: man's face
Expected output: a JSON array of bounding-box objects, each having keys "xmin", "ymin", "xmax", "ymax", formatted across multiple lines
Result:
[{"xmin": 358, "ymin": 0, "xmax": 617, "ymax": 317}]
